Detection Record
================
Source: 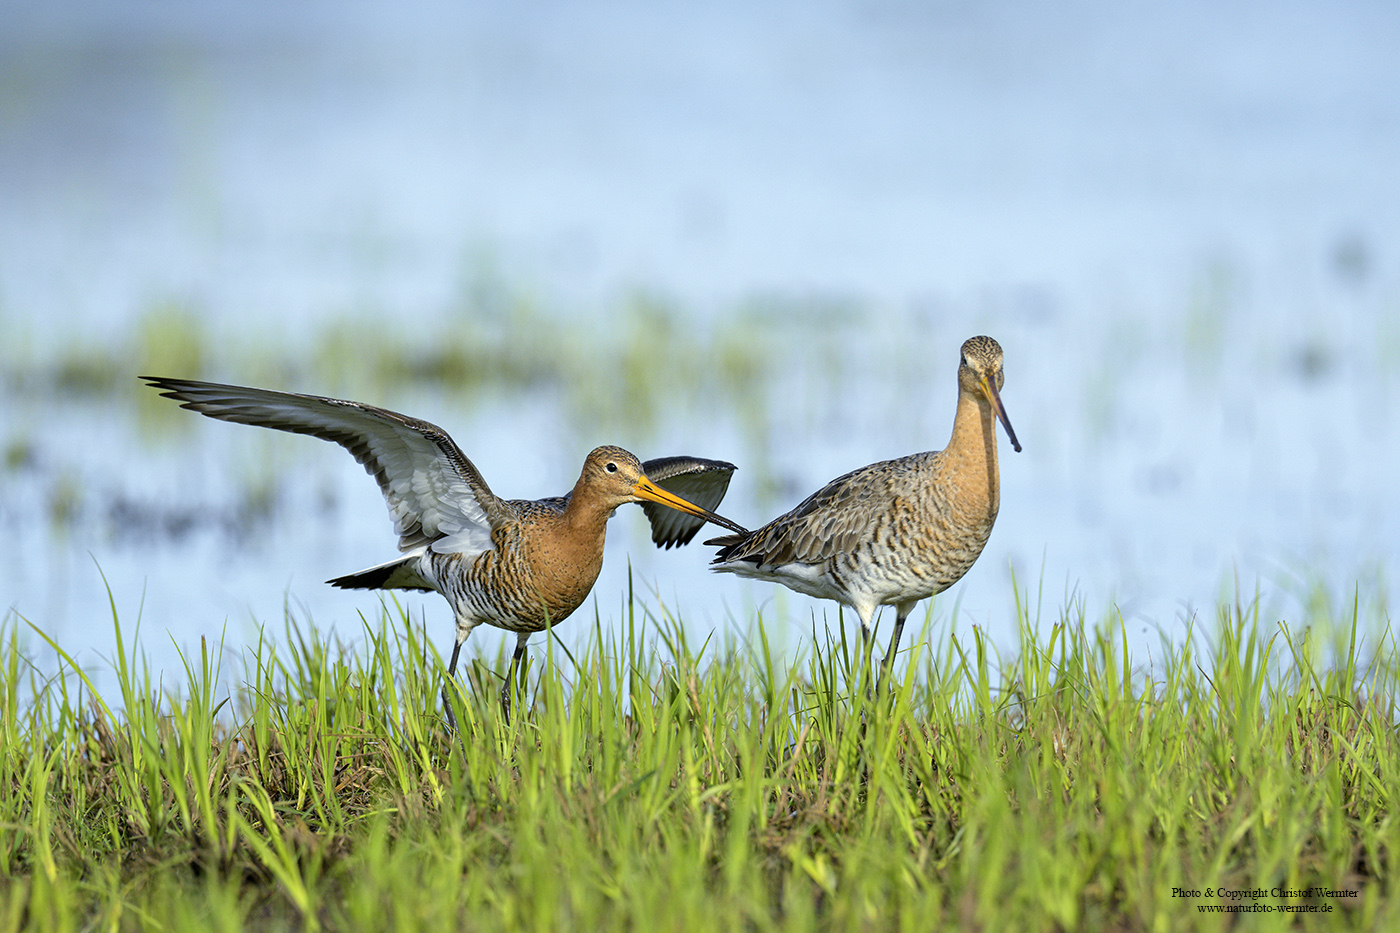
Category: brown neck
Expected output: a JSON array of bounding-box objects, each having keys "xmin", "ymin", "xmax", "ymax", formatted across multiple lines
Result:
[
  {"xmin": 945, "ymin": 390, "xmax": 1000, "ymax": 516},
  {"xmin": 564, "ymin": 476, "xmax": 617, "ymax": 541},
  {"xmin": 525, "ymin": 479, "xmax": 615, "ymax": 613}
]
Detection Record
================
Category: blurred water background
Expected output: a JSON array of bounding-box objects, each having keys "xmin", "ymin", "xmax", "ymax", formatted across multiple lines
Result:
[{"xmin": 3, "ymin": 0, "xmax": 1398, "ymax": 687}]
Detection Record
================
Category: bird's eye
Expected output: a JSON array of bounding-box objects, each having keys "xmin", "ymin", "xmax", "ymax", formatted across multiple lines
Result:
[{"xmin": 606, "ymin": 461, "xmax": 618, "ymax": 473}]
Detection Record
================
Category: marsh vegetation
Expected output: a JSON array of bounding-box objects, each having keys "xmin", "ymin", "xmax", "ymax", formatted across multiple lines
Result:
[{"xmin": 2, "ymin": 582, "xmax": 1396, "ymax": 930}]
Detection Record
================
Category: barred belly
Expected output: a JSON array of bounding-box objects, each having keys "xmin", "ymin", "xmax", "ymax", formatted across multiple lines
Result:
[{"xmin": 428, "ymin": 548, "xmax": 585, "ymax": 635}]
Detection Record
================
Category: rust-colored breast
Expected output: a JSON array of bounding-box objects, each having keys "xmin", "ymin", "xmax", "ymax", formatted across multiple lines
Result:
[{"xmin": 435, "ymin": 497, "xmax": 609, "ymax": 633}]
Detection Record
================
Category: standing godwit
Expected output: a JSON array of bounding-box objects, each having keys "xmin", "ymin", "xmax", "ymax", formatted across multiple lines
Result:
[
  {"xmin": 142, "ymin": 377, "xmax": 745, "ymax": 722},
  {"xmin": 706, "ymin": 335, "xmax": 1021, "ymax": 678}
]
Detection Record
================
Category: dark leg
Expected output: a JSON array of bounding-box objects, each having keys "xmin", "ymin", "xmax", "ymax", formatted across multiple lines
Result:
[
  {"xmin": 442, "ymin": 617, "xmax": 481, "ymax": 734},
  {"xmin": 498, "ymin": 634, "xmax": 530, "ymax": 725},
  {"xmin": 880, "ymin": 601, "xmax": 916, "ymax": 693},
  {"xmin": 442, "ymin": 638, "xmax": 464, "ymax": 733}
]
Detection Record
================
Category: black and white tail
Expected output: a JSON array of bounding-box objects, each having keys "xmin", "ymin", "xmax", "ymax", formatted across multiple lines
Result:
[{"xmin": 327, "ymin": 551, "xmax": 435, "ymax": 592}]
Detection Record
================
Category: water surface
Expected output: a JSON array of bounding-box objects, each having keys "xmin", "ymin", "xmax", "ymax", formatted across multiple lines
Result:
[{"xmin": 3, "ymin": 0, "xmax": 1397, "ymax": 688}]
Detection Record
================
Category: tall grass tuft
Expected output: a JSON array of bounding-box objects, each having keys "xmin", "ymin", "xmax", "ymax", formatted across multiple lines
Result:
[{"xmin": 0, "ymin": 584, "xmax": 1395, "ymax": 931}]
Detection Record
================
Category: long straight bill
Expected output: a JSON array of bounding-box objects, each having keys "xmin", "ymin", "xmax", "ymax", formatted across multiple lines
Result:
[
  {"xmin": 633, "ymin": 476, "xmax": 748, "ymax": 534},
  {"xmin": 980, "ymin": 376, "xmax": 1022, "ymax": 453}
]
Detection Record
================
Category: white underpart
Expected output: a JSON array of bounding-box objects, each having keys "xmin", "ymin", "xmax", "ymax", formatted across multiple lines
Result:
[{"xmin": 714, "ymin": 559, "xmax": 882, "ymax": 632}]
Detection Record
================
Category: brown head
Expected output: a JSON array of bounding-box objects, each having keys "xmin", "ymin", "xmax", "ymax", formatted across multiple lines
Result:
[
  {"xmin": 957, "ymin": 336, "xmax": 1022, "ymax": 453},
  {"xmin": 577, "ymin": 445, "xmax": 746, "ymax": 532}
]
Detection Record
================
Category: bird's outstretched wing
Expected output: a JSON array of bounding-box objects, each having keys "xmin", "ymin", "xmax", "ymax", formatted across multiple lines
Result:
[
  {"xmin": 638, "ymin": 456, "xmax": 741, "ymax": 548},
  {"xmin": 142, "ymin": 377, "xmax": 508, "ymax": 556}
]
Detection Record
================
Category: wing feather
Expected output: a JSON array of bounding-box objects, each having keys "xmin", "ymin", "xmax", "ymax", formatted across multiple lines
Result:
[
  {"xmin": 142, "ymin": 377, "xmax": 507, "ymax": 556},
  {"xmin": 639, "ymin": 456, "xmax": 739, "ymax": 548}
]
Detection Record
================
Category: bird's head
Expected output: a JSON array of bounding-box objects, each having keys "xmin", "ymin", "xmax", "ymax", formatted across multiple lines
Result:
[{"xmin": 958, "ymin": 336, "xmax": 1022, "ymax": 453}]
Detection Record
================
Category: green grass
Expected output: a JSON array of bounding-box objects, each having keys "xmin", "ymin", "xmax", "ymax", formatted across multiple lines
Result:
[{"xmin": 1, "ymin": 582, "xmax": 1396, "ymax": 932}]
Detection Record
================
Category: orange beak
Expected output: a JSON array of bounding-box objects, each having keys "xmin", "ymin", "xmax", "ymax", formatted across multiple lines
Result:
[{"xmin": 632, "ymin": 475, "xmax": 747, "ymax": 534}]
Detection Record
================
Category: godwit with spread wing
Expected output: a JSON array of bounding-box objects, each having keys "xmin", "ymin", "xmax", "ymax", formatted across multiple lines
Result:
[{"xmin": 143, "ymin": 377, "xmax": 745, "ymax": 722}]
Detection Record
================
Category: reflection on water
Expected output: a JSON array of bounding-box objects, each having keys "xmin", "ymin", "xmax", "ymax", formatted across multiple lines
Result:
[{"xmin": 2, "ymin": 0, "xmax": 1398, "ymax": 687}]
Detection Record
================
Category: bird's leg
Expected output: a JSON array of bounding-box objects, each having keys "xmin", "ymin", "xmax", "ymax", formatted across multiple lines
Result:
[
  {"xmin": 442, "ymin": 639, "xmax": 464, "ymax": 734},
  {"xmin": 854, "ymin": 604, "xmax": 878, "ymax": 701},
  {"xmin": 443, "ymin": 617, "xmax": 480, "ymax": 734},
  {"xmin": 880, "ymin": 600, "xmax": 917, "ymax": 695},
  {"xmin": 498, "ymin": 634, "xmax": 530, "ymax": 726}
]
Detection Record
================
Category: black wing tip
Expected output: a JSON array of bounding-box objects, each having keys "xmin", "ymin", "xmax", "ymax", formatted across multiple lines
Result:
[
  {"xmin": 653, "ymin": 527, "xmax": 699, "ymax": 550},
  {"xmin": 140, "ymin": 376, "xmax": 198, "ymax": 410},
  {"xmin": 651, "ymin": 514, "xmax": 747, "ymax": 550},
  {"xmin": 140, "ymin": 374, "xmax": 198, "ymax": 387},
  {"xmin": 140, "ymin": 374, "xmax": 212, "ymax": 404}
]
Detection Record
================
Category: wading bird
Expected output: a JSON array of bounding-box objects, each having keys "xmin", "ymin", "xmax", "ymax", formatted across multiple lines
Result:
[
  {"xmin": 143, "ymin": 377, "xmax": 745, "ymax": 723},
  {"xmin": 706, "ymin": 335, "xmax": 1021, "ymax": 680}
]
